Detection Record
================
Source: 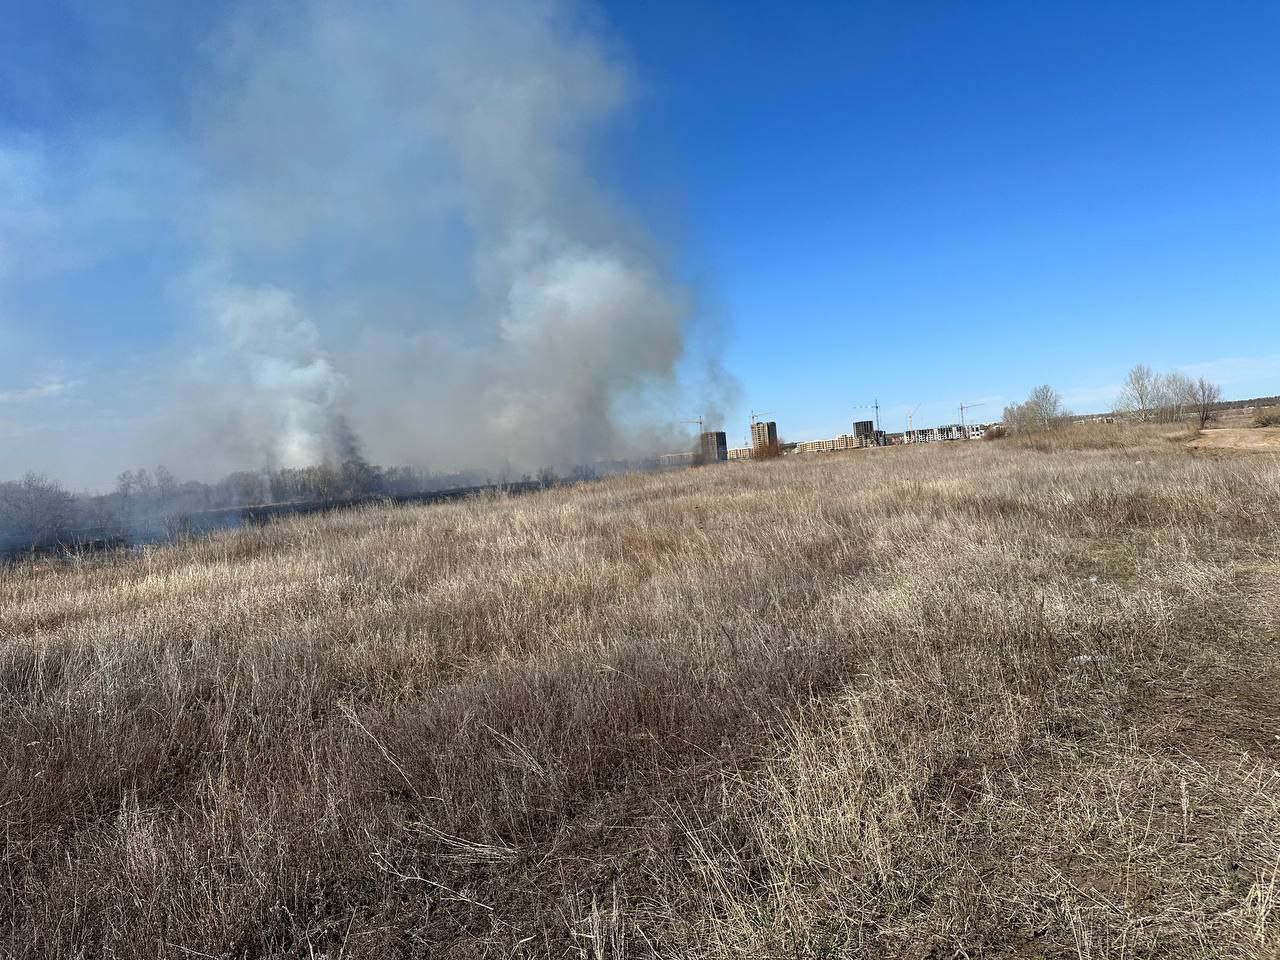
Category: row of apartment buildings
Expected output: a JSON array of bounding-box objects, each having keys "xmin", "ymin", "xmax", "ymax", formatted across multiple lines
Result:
[
  {"xmin": 793, "ymin": 420, "xmax": 887, "ymax": 453},
  {"xmin": 899, "ymin": 423, "xmax": 991, "ymax": 443},
  {"xmin": 662, "ymin": 417, "xmax": 998, "ymax": 467}
]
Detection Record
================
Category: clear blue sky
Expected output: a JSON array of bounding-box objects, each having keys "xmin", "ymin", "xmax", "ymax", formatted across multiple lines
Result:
[
  {"xmin": 1, "ymin": 0, "xmax": 1277, "ymax": 483},
  {"xmin": 603, "ymin": 0, "xmax": 1280, "ymax": 439}
]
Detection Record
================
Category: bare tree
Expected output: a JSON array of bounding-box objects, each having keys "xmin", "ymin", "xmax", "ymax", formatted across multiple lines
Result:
[
  {"xmin": 0, "ymin": 473, "xmax": 75, "ymax": 552},
  {"xmin": 1117, "ymin": 364, "xmax": 1159, "ymax": 422},
  {"xmin": 1025, "ymin": 384, "xmax": 1066, "ymax": 432},
  {"xmin": 1118, "ymin": 365, "xmax": 1207, "ymax": 423},
  {"xmin": 155, "ymin": 465, "xmax": 177, "ymax": 502},
  {"xmin": 227, "ymin": 471, "xmax": 268, "ymax": 506},
  {"xmin": 1002, "ymin": 385, "xmax": 1067, "ymax": 434},
  {"xmin": 1193, "ymin": 377, "xmax": 1223, "ymax": 429},
  {"xmin": 1157, "ymin": 372, "xmax": 1197, "ymax": 423}
]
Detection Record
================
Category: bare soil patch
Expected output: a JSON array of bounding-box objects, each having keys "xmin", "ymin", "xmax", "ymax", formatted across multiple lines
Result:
[{"xmin": 1188, "ymin": 426, "xmax": 1280, "ymax": 455}]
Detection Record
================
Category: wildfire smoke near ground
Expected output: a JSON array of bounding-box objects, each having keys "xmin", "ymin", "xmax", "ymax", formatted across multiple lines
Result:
[{"xmin": 1, "ymin": 0, "xmax": 720, "ymax": 488}]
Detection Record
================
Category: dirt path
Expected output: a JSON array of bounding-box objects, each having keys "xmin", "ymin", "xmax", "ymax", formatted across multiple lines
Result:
[{"xmin": 1187, "ymin": 427, "xmax": 1280, "ymax": 455}]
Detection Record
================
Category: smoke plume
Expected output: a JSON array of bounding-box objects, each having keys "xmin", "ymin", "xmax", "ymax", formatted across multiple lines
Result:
[
  {"xmin": 213, "ymin": 287, "xmax": 347, "ymax": 468},
  {"xmin": 0, "ymin": 0, "xmax": 730, "ymax": 485}
]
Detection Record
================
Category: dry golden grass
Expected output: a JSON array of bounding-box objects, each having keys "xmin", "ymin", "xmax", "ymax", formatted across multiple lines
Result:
[{"xmin": 2, "ymin": 429, "xmax": 1279, "ymax": 957}]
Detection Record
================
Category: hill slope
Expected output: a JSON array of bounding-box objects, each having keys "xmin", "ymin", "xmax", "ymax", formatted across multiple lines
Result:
[{"xmin": 3, "ymin": 431, "xmax": 1279, "ymax": 957}]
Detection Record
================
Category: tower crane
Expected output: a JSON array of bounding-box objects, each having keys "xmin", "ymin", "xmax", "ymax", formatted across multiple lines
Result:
[
  {"xmin": 853, "ymin": 399, "xmax": 882, "ymax": 431},
  {"xmin": 959, "ymin": 401, "xmax": 985, "ymax": 437},
  {"xmin": 906, "ymin": 403, "xmax": 921, "ymax": 433}
]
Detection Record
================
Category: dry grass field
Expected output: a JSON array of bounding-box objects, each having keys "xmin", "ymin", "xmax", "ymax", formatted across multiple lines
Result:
[{"xmin": 3, "ymin": 425, "xmax": 1280, "ymax": 958}]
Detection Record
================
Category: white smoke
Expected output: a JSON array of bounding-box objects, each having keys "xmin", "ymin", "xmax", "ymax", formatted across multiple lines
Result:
[
  {"xmin": 179, "ymin": 0, "xmax": 716, "ymax": 473},
  {"xmin": 213, "ymin": 288, "xmax": 345, "ymax": 469},
  {"xmin": 0, "ymin": 0, "xmax": 734, "ymax": 484}
]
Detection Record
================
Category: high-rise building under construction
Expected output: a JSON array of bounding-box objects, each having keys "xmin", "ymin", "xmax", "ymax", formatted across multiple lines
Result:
[
  {"xmin": 751, "ymin": 420, "xmax": 778, "ymax": 456},
  {"xmin": 699, "ymin": 431, "xmax": 728, "ymax": 462}
]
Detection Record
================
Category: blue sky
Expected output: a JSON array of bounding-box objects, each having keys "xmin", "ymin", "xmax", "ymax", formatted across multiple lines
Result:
[
  {"xmin": 603, "ymin": 0, "xmax": 1280, "ymax": 439},
  {"xmin": 1, "ymin": 0, "xmax": 1277, "ymax": 484}
]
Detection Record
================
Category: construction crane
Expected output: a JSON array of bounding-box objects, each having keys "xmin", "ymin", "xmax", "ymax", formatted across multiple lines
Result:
[
  {"xmin": 681, "ymin": 417, "xmax": 704, "ymax": 433},
  {"xmin": 959, "ymin": 401, "xmax": 985, "ymax": 436},
  {"xmin": 853, "ymin": 399, "xmax": 882, "ymax": 431},
  {"xmin": 906, "ymin": 403, "xmax": 922, "ymax": 433},
  {"xmin": 749, "ymin": 410, "xmax": 773, "ymax": 425}
]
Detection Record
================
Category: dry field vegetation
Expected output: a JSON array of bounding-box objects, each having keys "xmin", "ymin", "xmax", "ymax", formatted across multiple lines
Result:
[
  {"xmin": 1186, "ymin": 408, "xmax": 1280, "ymax": 457},
  {"xmin": 3, "ymin": 424, "xmax": 1280, "ymax": 958}
]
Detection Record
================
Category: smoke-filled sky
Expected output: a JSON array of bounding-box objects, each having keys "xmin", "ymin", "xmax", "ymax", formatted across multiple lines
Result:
[
  {"xmin": 0, "ymin": 0, "xmax": 730, "ymax": 487},
  {"xmin": 3, "ymin": 1, "xmax": 1279, "ymax": 485}
]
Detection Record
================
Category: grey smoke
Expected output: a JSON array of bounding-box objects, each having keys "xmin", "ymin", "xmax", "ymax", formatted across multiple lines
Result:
[
  {"xmin": 0, "ymin": 0, "xmax": 733, "ymax": 485},
  {"xmin": 213, "ymin": 287, "xmax": 346, "ymax": 468},
  {"xmin": 184, "ymin": 0, "xmax": 709, "ymax": 475}
]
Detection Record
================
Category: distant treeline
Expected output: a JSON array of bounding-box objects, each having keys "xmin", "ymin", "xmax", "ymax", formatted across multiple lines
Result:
[
  {"xmin": 0, "ymin": 459, "xmax": 597, "ymax": 557},
  {"xmin": 1211, "ymin": 394, "xmax": 1280, "ymax": 412}
]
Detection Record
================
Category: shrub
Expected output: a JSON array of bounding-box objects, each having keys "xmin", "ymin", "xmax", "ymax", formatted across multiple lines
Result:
[{"xmin": 1253, "ymin": 406, "xmax": 1280, "ymax": 428}]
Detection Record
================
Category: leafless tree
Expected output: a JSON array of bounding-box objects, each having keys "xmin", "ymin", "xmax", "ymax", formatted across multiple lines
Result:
[
  {"xmin": 1118, "ymin": 365, "xmax": 1207, "ymax": 423},
  {"xmin": 1002, "ymin": 385, "xmax": 1067, "ymax": 434},
  {"xmin": 1193, "ymin": 377, "xmax": 1223, "ymax": 429},
  {"xmin": 1157, "ymin": 372, "xmax": 1197, "ymax": 422},
  {"xmin": 1026, "ymin": 384, "xmax": 1066, "ymax": 432},
  {"xmin": 1117, "ymin": 364, "xmax": 1159, "ymax": 422},
  {"xmin": 0, "ymin": 473, "xmax": 75, "ymax": 551},
  {"xmin": 155, "ymin": 465, "xmax": 178, "ymax": 502}
]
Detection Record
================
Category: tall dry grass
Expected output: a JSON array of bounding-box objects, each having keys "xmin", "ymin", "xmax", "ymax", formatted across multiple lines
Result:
[{"xmin": 2, "ymin": 429, "xmax": 1278, "ymax": 957}]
